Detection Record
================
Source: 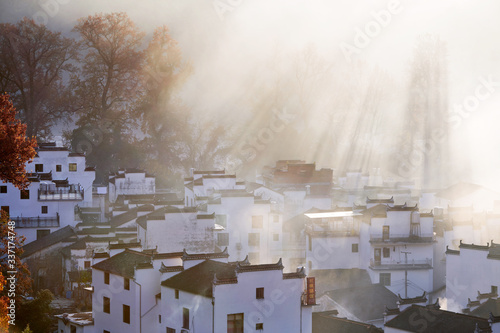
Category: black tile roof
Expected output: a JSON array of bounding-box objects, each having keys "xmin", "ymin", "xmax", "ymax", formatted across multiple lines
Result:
[
  {"xmin": 385, "ymin": 305, "xmax": 491, "ymax": 333},
  {"xmin": 92, "ymin": 249, "xmax": 152, "ymax": 279},
  {"xmin": 471, "ymin": 298, "xmax": 500, "ymax": 318},
  {"xmin": 182, "ymin": 248, "xmax": 229, "ymax": 261},
  {"xmin": 22, "ymin": 226, "xmax": 77, "ymax": 258},
  {"xmin": 161, "ymin": 260, "xmax": 237, "ymax": 297},
  {"xmin": 312, "ymin": 312, "xmax": 383, "ymax": 333},
  {"xmin": 325, "ymin": 284, "xmax": 399, "ymax": 322}
]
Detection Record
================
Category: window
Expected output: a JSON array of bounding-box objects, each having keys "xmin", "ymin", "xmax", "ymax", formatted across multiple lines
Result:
[
  {"xmin": 352, "ymin": 243, "xmax": 359, "ymax": 253},
  {"xmin": 380, "ymin": 273, "xmax": 391, "ymax": 286},
  {"xmin": 123, "ymin": 304, "xmax": 130, "ymax": 324},
  {"xmin": 252, "ymin": 215, "xmax": 263, "ymax": 228},
  {"xmin": 273, "ymin": 234, "xmax": 279, "ymax": 241},
  {"xmin": 256, "ymin": 323, "xmax": 264, "ymax": 330},
  {"xmin": 273, "ymin": 215, "xmax": 279, "ymax": 223},
  {"xmin": 217, "ymin": 233, "xmax": 229, "ymax": 246},
  {"xmin": 256, "ymin": 287, "xmax": 264, "ymax": 299},
  {"xmin": 227, "ymin": 313, "xmax": 244, "ymax": 333},
  {"xmin": 248, "ymin": 252, "xmax": 260, "ymax": 263},
  {"xmin": 175, "ymin": 289, "xmax": 179, "ymax": 299},
  {"xmin": 124, "ymin": 278, "xmax": 130, "ymax": 290},
  {"xmin": 36, "ymin": 229, "xmax": 50, "ymax": 240},
  {"xmin": 0, "ymin": 186, "xmax": 6, "ymax": 193},
  {"xmin": 166, "ymin": 328, "xmax": 175, "ymax": 333},
  {"xmin": 248, "ymin": 233, "xmax": 260, "ymax": 246},
  {"xmin": 383, "ymin": 247, "xmax": 390, "ymax": 258},
  {"xmin": 492, "ymin": 286, "xmax": 498, "ymax": 294},
  {"xmin": 182, "ymin": 308, "xmax": 189, "ymax": 329},
  {"xmin": 104, "ymin": 272, "xmax": 110, "ymax": 285},
  {"xmin": 56, "ymin": 164, "xmax": 62, "ymax": 172},
  {"xmin": 70, "ymin": 325, "xmax": 76, "ymax": 333},
  {"xmin": 104, "ymin": 331, "xmax": 110, "ymax": 333},
  {"xmin": 159, "ymin": 315, "xmax": 161, "ymax": 323},
  {"xmin": 35, "ymin": 164, "xmax": 43, "ymax": 172},
  {"xmin": 103, "ymin": 296, "xmax": 110, "ymax": 313},
  {"xmin": 69, "ymin": 163, "xmax": 77, "ymax": 172},
  {"xmin": 41, "ymin": 206, "xmax": 48, "ymax": 214},
  {"xmin": 382, "ymin": 226, "xmax": 390, "ymax": 240},
  {"xmin": 1, "ymin": 206, "xmax": 9, "ymax": 216},
  {"xmin": 216, "ymin": 215, "xmax": 227, "ymax": 228},
  {"xmin": 20, "ymin": 189, "xmax": 29, "ymax": 199},
  {"xmin": 308, "ymin": 235, "xmax": 312, "ymax": 251},
  {"xmin": 84, "ymin": 261, "xmax": 91, "ymax": 269}
]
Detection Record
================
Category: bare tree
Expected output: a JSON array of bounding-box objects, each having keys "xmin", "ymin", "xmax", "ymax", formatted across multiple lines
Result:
[{"xmin": 0, "ymin": 18, "xmax": 77, "ymax": 139}]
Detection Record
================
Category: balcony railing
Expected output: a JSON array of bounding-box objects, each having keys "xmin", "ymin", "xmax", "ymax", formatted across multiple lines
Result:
[
  {"xmin": 11, "ymin": 214, "xmax": 60, "ymax": 228},
  {"xmin": 369, "ymin": 233, "xmax": 434, "ymax": 243},
  {"xmin": 38, "ymin": 186, "xmax": 84, "ymax": 201},
  {"xmin": 369, "ymin": 258, "xmax": 432, "ymax": 270},
  {"xmin": 306, "ymin": 225, "xmax": 359, "ymax": 237}
]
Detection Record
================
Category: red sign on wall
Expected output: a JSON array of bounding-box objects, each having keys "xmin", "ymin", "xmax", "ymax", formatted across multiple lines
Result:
[{"xmin": 306, "ymin": 277, "xmax": 315, "ymax": 305}]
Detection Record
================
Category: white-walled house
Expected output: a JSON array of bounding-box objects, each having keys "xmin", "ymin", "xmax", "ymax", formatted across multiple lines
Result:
[
  {"xmin": 137, "ymin": 206, "xmax": 216, "ymax": 253},
  {"xmin": 360, "ymin": 202, "xmax": 435, "ymax": 298},
  {"xmin": 1, "ymin": 142, "xmax": 95, "ymax": 244},
  {"xmin": 160, "ymin": 258, "xmax": 314, "ymax": 333},
  {"xmin": 108, "ymin": 169, "xmax": 155, "ymax": 203},
  {"xmin": 445, "ymin": 241, "xmax": 500, "ymax": 309}
]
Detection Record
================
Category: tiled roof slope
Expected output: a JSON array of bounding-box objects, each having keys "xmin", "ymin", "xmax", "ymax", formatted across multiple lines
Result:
[
  {"xmin": 92, "ymin": 249, "xmax": 151, "ymax": 279},
  {"xmin": 385, "ymin": 305, "xmax": 491, "ymax": 333},
  {"xmin": 22, "ymin": 226, "xmax": 76, "ymax": 258}
]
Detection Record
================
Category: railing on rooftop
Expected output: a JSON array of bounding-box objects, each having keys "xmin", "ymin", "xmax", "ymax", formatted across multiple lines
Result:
[
  {"xmin": 370, "ymin": 258, "xmax": 432, "ymax": 270},
  {"xmin": 369, "ymin": 233, "xmax": 434, "ymax": 243},
  {"xmin": 38, "ymin": 185, "xmax": 84, "ymax": 201},
  {"xmin": 11, "ymin": 214, "xmax": 60, "ymax": 228}
]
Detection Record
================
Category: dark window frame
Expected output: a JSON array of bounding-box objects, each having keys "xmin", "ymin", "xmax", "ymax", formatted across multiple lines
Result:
[
  {"xmin": 104, "ymin": 272, "xmax": 110, "ymax": 285},
  {"xmin": 352, "ymin": 243, "xmax": 359, "ymax": 253},
  {"xmin": 103, "ymin": 296, "xmax": 110, "ymax": 313},
  {"xmin": 182, "ymin": 307, "xmax": 189, "ymax": 329},
  {"xmin": 123, "ymin": 304, "xmax": 130, "ymax": 324},
  {"xmin": 124, "ymin": 277, "xmax": 130, "ymax": 290},
  {"xmin": 256, "ymin": 287, "xmax": 264, "ymax": 299},
  {"xmin": 0, "ymin": 186, "xmax": 7, "ymax": 193}
]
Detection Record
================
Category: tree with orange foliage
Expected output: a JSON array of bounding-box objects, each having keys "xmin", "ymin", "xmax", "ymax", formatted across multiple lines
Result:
[
  {"xmin": 0, "ymin": 93, "xmax": 37, "ymax": 189},
  {"xmin": 0, "ymin": 94, "xmax": 35, "ymax": 331}
]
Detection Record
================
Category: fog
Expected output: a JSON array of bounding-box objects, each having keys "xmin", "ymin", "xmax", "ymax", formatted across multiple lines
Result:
[{"xmin": 2, "ymin": 0, "xmax": 500, "ymax": 189}]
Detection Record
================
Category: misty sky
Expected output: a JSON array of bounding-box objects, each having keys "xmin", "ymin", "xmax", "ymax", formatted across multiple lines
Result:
[{"xmin": 2, "ymin": 0, "xmax": 500, "ymax": 188}]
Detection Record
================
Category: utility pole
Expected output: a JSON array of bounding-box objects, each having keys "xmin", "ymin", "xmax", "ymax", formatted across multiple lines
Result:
[{"xmin": 401, "ymin": 251, "xmax": 411, "ymax": 298}]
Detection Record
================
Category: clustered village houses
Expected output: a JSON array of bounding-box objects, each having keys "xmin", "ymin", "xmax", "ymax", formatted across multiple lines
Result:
[{"xmin": 3, "ymin": 142, "xmax": 500, "ymax": 332}]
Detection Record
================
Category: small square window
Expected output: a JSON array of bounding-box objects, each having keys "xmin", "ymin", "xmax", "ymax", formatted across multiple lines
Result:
[
  {"xmin": 84, "ymin": 261, "xmax": 91, "ymax": 269},
  {"xmin": 352, "ymin": 243, "xmax": 359, "ymax": 253},
  {"xmin": 256, "ymin": 323, "xmax": 264, "ymax": 330},
  {"xmin": 252, "ymin": 216, "xmax": 263, "ymax": 228},
  {"xmin": 104, "ymin": 272, "xmax": 110, "ymax": 285},
  {"xmin": 166, "ymin": 328, "xmax": 175, "ymax": 333},
  {"xmin": 103, "ymin": 296, "xmax": 110, "ymax": 313},
  {"xmin": 41, "ymin": 206, "xmax": 48, "ymax": 214},
  {"xmin": 175, "ymin": 289, "xmax": 179, "ymax": 299},
  {"xmin": 123, "ymin": 304, "xmax": 130, "ymax": 324},
  {"xmin": 248, "ymin": 233, "xmax": 260, "ymax": 246},
  {"xmin": 37, "ymin": 229, "xmax": 50, "ymax": 240},
  {"xmin": 70, "ymin": 325, "xmax": 76, "ymax": 333},
  {"xmin": 35, "ymin": 164, "xmax": 43, "ymax": 172},
  {"xmin": 20, "ymin": 189, "xmax": 29, "ymax": 200},
  {"xmin": 380, "ymin": 273, "xmax": 391, "ymax": 286},
  {"xmin": 124, "ymin": 278, "xmax": 130, "ymax": 290},
  {"xmin": 492, "ymin": 286, "xmax": 498, "ymax": 294},
  {"xmin": 256, "ymin": 287, "xmax": 264, "ymax": 299},
  {"xmin": 0, "ymin": 186, "xmax": 7, "ymax": 193},
  {"xmin": 56, "ymin": 164, "xmax": 62, "ymax": 172},
  {"xmin": 273, "ymin": 234, "xmax": 279, "ymax": 241},
  {"xmin": 69, "ymin": 163, "xmax": 77, "ymax": 172},
  {"xmin": 217, "ymin": 233, "xmax": 229, "ymax": 247}
]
